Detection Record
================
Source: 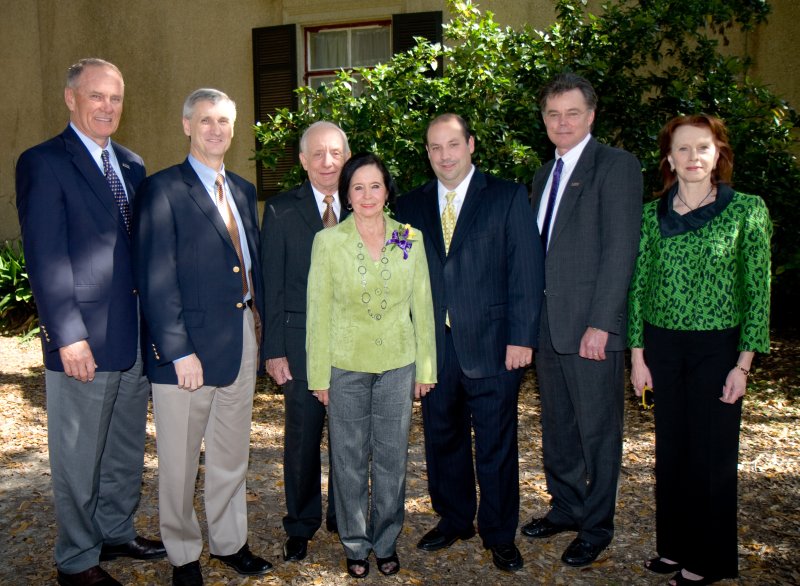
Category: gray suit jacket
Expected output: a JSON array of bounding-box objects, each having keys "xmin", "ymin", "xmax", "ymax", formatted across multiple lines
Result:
[{"xmin": 532, "ymin": 137, "xmax": 643, "ymax": 354}]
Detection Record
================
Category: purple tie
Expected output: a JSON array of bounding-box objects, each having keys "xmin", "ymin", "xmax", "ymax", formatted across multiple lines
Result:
[
  {"xmin": 101, "ymin": 150, "xmax": 131, "ymax": 234},
  {"xmin": 540, "ymin": 157, "xmax": 563, "ymax": 252}
]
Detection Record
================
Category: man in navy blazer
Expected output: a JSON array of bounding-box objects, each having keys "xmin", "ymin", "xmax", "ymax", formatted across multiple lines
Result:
[
  {"xmin": 16, "ymin": 58, "xmax": 164, "ymax": 586},
  {"xmin": 521, "ymin": 74, "xmax": 642, "ymax": 568},
  {"xmin": 134, "ymin": 88, "xmax": 270, "ymax": 585},
  {"xmin": 396, "ymin": 114, "xmax": 544, "ymax": 572},
  {"xmin": 260, "ymin": 121, "xmax": 350, "ymax": 562}
]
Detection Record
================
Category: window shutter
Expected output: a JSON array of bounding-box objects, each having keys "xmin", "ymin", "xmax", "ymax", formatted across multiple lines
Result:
[
  {"xmin": 392, "ymin": 11, "xmax": 443, "ymax": 76},
  {"xmin": 252, "ymin": 24, "xmax": 297, "ymax": 198}
]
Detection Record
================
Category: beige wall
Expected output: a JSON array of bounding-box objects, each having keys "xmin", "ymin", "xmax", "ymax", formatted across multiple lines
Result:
[{"xmin": 2, "ymin": 0, "xmax": 797, "ymax": 241}]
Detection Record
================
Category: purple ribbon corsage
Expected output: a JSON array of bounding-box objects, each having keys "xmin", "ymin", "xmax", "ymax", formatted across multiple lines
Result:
[{"xmin": 386, "ymin": 223, "xmax": 416, "ymax": 260}]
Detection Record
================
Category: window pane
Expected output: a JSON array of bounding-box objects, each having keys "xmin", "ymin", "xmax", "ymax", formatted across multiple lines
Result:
[
  {"xmin": 352, "ymin": 27, "xmax": 390, "ymax": 67},
  {"xmin": 309, "ymin": 75, "xmax": 337, "ymax": 91},
  {"xmin": 309, "ymin": 30, "xmax": 348, "ymax": 70}
]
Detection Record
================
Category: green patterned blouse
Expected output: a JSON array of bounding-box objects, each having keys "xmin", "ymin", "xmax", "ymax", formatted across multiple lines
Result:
[{"xmin": 627, "ymin": 188, "xmax": 771, "ymax": 352}]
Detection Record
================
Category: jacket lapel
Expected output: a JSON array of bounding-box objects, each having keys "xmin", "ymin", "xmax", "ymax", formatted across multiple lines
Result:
[
  {"xmin": 417, "ymin": 180, "xmax": 446, "ymax": 262},
  {"xmin": 180, "ymin": 160, "xmax": 235, "ymax": 254},
  {"xmin": 548, "ymin": 138, "xmax": 597, "ymax": 251},
  {"xmin": 447, "ymin": 170, "xmax": 485, "ymax": 256},
  {"xmin": 532, "ymin": 159, "xmax": 555, "ymax": 213},
  {"xmin": 228, "ymin": 175, "xmax": 257, "ymax": 260},
  {"xmin": 296, "ymin": 181, "xmax": 325, "ymax": 232}
]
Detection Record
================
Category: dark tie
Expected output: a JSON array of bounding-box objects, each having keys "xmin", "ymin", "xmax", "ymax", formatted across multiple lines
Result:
[
  {"xmin": 215, "ymin": 174, "xmax": 248, "ymax": 298},
  {"xmin": 322, "ymin": 194, "xmax": 337, "ymax": 228},
  {"xmin": 101, "ymin": 149, "xmax": 131, "ymax": 233},
  {"xmin": 539, "ymin": 157, "xmax": 564, "ymax": 252}
]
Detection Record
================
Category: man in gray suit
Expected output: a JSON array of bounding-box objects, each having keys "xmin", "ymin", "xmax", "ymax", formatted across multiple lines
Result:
[
  {"xmin": 521, "ymin": 73, "xmax": 642, "ymax": 567},
  {"xmin": 260, "ymin": 121, "xmax": 350, "ymax": 562}
]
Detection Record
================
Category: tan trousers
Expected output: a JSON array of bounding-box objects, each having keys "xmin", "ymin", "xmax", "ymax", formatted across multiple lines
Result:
[{"xmin": 152, "ymin": 309, "xmax": 257, "ymax": 566}]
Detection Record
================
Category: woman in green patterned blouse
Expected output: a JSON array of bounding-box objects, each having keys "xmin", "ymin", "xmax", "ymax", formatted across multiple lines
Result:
[
  {"xmin": 628, "ymin": 114, "xmax": 771, "ymax": 586},
  {"xmin": 306, "ymin": 153, "xmax": 436, "ymax": 579}
]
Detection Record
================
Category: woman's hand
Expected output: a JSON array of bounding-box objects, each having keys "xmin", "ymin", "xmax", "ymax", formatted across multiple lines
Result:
[
  {"xmin": 415, "ymin": 382, "xmax": 435, "ymax": 400},
  {"xmin": 312, "ymin": 389, "xmax": 329, "ymax": 406},
  {"xmin": 721, "ymin": 351, "xmax": 754, "ymax": 404},
  {"xmin": 629, "ymin": 348, "xmax": 652, "ymax": 397}
]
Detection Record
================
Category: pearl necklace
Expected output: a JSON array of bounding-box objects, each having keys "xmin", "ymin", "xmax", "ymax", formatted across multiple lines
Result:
[
  {"xmin": 676, "ymin": 185, "xmax": 715, "ymax": 211},
  {"xmin": 356, "ymin": 242, "xmax": 391, "ymax": 321}
]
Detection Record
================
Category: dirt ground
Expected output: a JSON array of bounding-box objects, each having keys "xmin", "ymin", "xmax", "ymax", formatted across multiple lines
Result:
[{"xmin": 1, "ymin": 335, "xmax": 798, "ymax": 585}]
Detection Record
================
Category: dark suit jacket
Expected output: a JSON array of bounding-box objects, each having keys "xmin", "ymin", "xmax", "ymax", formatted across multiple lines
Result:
[
  {"xmin": 396, "ymin": 170, "xmax": 544, "ymax": 378},
  {"xmin": 532, "ymin": 137, "xmax": 643, "ymax": 353},
  {"xmin": 260, "ymin": 181, "xmax": 348, "ymax": 382},
  {"xmin": 16, "ymin": 125, "xmax": 144, "ymax": 372},
  {"xmin": 133, "ymin": 159, "xmax": 265, "ymax": 386}
]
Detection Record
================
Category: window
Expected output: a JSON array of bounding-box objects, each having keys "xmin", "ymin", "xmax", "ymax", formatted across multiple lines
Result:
[
  {"xmin": 305, "ymin": 22, "xmax": 391, "ymax": 93},
  {"xmin": 253, "ymin": 11, "xmax": 442, "ymax": 198}
]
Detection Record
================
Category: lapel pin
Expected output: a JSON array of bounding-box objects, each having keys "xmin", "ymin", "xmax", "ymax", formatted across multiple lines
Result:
[{"xmin": 122, "ymin": 163, "xmax": 130, "ymax": 169}]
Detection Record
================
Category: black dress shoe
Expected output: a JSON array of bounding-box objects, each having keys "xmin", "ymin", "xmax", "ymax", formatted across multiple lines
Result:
[
  {"xmin": 210, "ymin": 542, "xmax": 272, "ymax": 575},
  {"xmin": 490, "ymin": 543, "xmax": 524, "ymax": 572},
  {"xmin": 172, "ymin": 561, "xmax": 203, "ymax": 586},
  {"xmin": 416, "ymin": 526, "xmax": 476, "ymax": 552},
  {"xmin": 561, "ymin": 537, "xmax": 606, "ymax": 567},
  {"xmin": 283, "ymin": 536, "xmax": 308, "ymax": 561},
  {"xmin": 521, "ymin": 517, "xmax": 577, "ymax": 539},
  {"xmin": 100, "ymin": 535, "xmax": 167, "ymax": 561},
  {"xmin": 326, "ymin": 517, "xmax": 338, "ymax": 533},
  {"xmin": 57, "ymin": 566, "xmax": 122, "ymax": 586}
]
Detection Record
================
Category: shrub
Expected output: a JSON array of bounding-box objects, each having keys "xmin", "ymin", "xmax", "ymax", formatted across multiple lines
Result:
[{"xmin": 0, "ymin": 241, "xmax": 38, "ymax": 337}]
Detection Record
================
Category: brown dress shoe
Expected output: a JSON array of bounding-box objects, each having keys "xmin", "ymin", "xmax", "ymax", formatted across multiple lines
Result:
[
  {"xmin": 57, "ymin": 565, "xmax": 122, "ymax": 586},
  {"xmin": 100, "ymin": 535, "xmax": 166, "ymax": 561}
]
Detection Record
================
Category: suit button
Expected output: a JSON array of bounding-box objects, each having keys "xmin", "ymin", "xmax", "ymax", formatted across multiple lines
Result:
[
  {"xmin": 236, "ymin": 302, "xmax": 244, "ymax": 309},
  {"xmin": 132, "ymin": 289, "xmax": 138, "ymax": 295},
  {"xmin": 233, "ymin": 266, "xmax": 240, "ymax": 273}
]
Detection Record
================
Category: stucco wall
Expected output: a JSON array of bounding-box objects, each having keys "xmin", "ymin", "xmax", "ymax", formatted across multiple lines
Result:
[{"xmin": 2, "ymin": 0, "xmax": 797, "ymax": 241}]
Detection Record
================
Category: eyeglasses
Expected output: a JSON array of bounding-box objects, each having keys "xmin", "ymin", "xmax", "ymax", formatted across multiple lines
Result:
[{"xmin": 641, "ymin": 385, "xmax": 654, "ymax": 410}]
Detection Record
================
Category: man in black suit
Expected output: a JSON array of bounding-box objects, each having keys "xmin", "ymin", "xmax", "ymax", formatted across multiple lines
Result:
[
  {"xmin": 521, "ymin": 73, "xmax": 642, "ymax": 567},
  {"xmin": 396, "ymin": 114, "xmax": 544, "ymax": 572},
  {"xmin": 260, "ymin": 121, "xmax": 350, "ymax": 562},
  {"xmin": 16, "ymin": 58, "xmax": 164, "ymax": 586},
  {"xmin": 134, "ymin": 88, "xmax": 270, "ymax": 586}
]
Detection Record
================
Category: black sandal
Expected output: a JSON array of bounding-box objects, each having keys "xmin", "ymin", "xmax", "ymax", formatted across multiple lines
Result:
[
  {"xmin": 669, "ymin": 570, "xmax": 716, "ymax": 585},
  {"xmin": 346, "ymin": 558, "xmax": 369, "ymax": 579},
  {"xmin": 376, "ymin": 553, "xmax": 400, "ymax": 576},
  {"xmin": 645, "ymin": 556, "xmax": 681, "ymax": 574}
]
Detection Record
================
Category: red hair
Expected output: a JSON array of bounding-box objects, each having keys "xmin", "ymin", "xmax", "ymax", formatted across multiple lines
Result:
[{"xmin": 657, "ymin": 114, "xmax": 734, "ymax": 196}]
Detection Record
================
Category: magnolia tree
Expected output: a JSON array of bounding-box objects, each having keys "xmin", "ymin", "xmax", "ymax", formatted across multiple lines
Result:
[{"xmin": 253, "ymin": 0, "xmax": 799, "ymax": 321}]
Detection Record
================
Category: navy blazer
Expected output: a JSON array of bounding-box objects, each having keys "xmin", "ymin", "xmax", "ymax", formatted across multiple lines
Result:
[
  {"xmin": 16, "ymin": 126, "xmax": 144, "ymax": 372},
  {"xmin": 260, "ymin": 180, "xmax": 349, "ymax": 382},
  {"xmin": 532, "ymin": 138, "xmax": 643, "ymax": 353},
  {"xmin": 133, "ymin": 159, "xmax": 265, "ymax": 386},
  {"xmin": 396, "ymin": 170, "xmax": 544, "ymax": 378}
]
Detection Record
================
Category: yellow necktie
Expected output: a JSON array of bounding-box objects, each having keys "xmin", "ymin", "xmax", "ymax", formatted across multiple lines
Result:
[{"xmin": 441, "ymin": 191, "xmax": 457, "ymax": 253}]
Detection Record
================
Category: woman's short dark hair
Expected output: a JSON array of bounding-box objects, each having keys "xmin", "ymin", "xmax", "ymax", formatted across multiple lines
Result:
[
  {"xmin": 339, "ymin": 153, "xmax": 397, "ymax": 208},
  {"xmin": 657, "ymin": 114, "xmax": 734, "ymax": 195}
]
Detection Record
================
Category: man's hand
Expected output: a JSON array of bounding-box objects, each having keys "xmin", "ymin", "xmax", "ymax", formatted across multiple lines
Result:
[
  {"xmin": 267, "ymin": 357, "xmax": 293, "ymax": 385},
  {"xmin": 579, "ymin": 327, "xmax": 609, "ymax": 361},
  {"xmin": 312, "ymin": 389, "xmax": 329, "ymax": 406},
  {"xmin": 415, "ymin": 382, "xmax": 435, "ymax": 399},
  {"xmin": 58, "ymin": 340, "xmax": 96, "ymax": 382},
  {"xmin": 175, "ymin": 354, "xmax": 204, "ymax": 391},
  {"xmin": 505, "ymin": 345, "xmax": 533, "ymax": 370}
]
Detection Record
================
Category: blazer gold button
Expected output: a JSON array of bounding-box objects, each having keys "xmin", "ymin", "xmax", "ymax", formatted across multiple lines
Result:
[
  {"xmin": 233, "ymin": 266, "xmax": 240, "ymax": 273},
  {"xmin": 236, "ymin": 302, "xmax": 244, "ymax": 309}
]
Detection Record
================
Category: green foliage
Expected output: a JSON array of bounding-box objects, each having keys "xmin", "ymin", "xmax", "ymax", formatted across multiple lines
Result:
[
  {"xmin": 0, "ymin": 241, "xmax": 38, "ymax": 337},
  {"xmin": 253, "ymin": 0, "xmax": 799, "ymax": 324}
]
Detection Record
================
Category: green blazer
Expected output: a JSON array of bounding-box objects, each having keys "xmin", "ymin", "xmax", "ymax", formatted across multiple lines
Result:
[{"xmin": 306, "ymin": 213, "xmax": 436, "ymax": 390}]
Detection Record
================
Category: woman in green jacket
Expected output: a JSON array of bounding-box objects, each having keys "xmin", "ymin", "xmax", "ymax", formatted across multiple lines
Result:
[
  {"xmin": 628, "ymin": 114, "xmax": 771, "ymax": 585},
  {"xmin": 306, "ymin": 153, "xmax": 436, "ymax": 579}
]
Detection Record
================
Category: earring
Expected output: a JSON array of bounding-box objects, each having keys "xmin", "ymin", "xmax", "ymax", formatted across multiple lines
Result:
[
  {"xmin": 346, "ymin": 203, "xmax": 353, "ymax": 211},
  {"xmin": 670, "ymin": 166, "xmax": 675, "ymax": 172}
]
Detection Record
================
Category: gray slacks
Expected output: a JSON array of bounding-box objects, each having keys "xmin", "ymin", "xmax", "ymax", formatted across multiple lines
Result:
[
  {"xmin": 46, "ymin": 348, "xmax": 150, "ymax": 573},
  {"xmin": 328, "ymin": 364, "xmax": 414, "ymax": 559}
]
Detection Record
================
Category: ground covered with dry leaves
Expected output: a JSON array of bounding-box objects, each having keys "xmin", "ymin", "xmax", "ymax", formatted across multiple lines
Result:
[{"xmin": 1, "ymin": 335, "xmax": 798, "ymax": 585}]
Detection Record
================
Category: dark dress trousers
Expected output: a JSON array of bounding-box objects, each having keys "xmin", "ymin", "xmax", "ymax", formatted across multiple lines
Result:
[
  {"xmin": 531, "ymin": 137, "xmax": 642, "ymax": 547},
  {"xmin": 396, "ymin": 170, "xmax": 544, "ymax": 547},
  {"xmin": 260, "ymin": 180, "xmax": 343, "ymax": 538},
  {"xmin": 16, "ymin": 125, "xmax": 150, "ymax": 573}
]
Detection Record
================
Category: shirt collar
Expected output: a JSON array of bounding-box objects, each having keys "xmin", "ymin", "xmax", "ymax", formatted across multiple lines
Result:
[{"xmin": 188, "ymin": 154, "xmax": 226, "ymax": 193}]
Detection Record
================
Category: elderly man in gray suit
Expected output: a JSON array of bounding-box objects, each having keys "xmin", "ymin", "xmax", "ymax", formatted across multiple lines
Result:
[{"xmin": 522, "ymin": 73, "xmax": 642, "ymax": 568}]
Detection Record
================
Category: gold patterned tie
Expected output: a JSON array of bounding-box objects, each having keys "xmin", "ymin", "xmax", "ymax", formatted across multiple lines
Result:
[
  {"xmin": 322, "ymin": 194, "xmax": 337, "ymax": 228},
  {"xmin": 441, "ymin": 191, "xmax": 457, "ymax": 253},
  {"xmin": 215, "ymin": 174, "xmax": 248, "ymax": 298}
]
